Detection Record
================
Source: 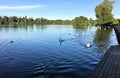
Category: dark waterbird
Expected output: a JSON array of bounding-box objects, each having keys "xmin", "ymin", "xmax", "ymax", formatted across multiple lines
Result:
[
  {"xmin": 59, "ymin": 37, "xmax": 64, "ymax": 42},
  {"xmin": 10, "ymin": 41, "xmax": 13, "ymax": 43},
  {"xmin": 59, "ymin": 37, "xmax": 65, "ymax": 45},
  {"xmin": 68, "ymin": 33, "xmax": 71, "ymax": 35}
]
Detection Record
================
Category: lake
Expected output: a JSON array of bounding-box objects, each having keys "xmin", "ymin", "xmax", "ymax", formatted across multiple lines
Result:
[{"xmin": 0, "ymin": 25, "xmax": 118, "ymax": 78}]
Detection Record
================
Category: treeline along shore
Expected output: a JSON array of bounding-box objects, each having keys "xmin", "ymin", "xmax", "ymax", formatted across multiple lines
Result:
[
  {"xmin": 0, "ymin": 15, "xmax": 119, "ymax": 27},
  {"xmin": 0, "ymin": 16, "xmax": 96, "ymax": 26}
]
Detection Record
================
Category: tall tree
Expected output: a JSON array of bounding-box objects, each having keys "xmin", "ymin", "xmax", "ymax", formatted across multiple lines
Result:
[
  {"xmin": 95, "ymin": 0, "xmax": 115, "ymax": 26},
  {"xmin": 2, "ymin": 16, "xmax": 9, "ymax": 25}
]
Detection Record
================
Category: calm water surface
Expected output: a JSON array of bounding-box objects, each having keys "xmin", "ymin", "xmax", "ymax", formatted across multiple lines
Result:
[{"xmin": 0, "ymin": 25, "xmax": 118, "ymax": 78}]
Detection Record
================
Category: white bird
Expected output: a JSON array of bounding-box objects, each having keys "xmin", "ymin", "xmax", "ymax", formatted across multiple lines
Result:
[{"xmin": 85, "ymin": 42, "xmax": 91, "ymax": 48}]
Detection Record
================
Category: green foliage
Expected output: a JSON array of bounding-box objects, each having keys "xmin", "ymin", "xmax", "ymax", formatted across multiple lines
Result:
[
  {"xmin": 9, "ymin": 16, "xmax": 18, "ymax": 25},
  {"xmin": 35, "ymin": 17, "xmax": 48, "ymax": 25},
  {"xmin": 0, "ymin": 16, "xmax": 92, "ymax": 27},
  {"xmin": 113, "ymin": 19, "xmax": 119, "ymax": 25},
  {"xmin": 2, "ymin": 16, "xmax": 9, "ymax": 25},
  {"xmin": 95, "ymin": 0, "xmax": 115, "ymax": 26},
  {"xmin": 94, "ymin": 28, "xmax": 112, "ymax": 43},
  {"xmin": 89, "ymin": 18, "xmax": 97, "ymax": 26},
  {"xmin": 0, "ymin": 16, "xmax": 71, "ymax": 25},
  {"xmin": 117, "ymin": 19, "xmax": 120, "ymax": 24},
  {"xmin": 72, "ymin": 16, "xmax": 91, "ymax": 28},
  {"xmin": 0, "ymin": 16, "xmax": 2, "ymax": 25}
]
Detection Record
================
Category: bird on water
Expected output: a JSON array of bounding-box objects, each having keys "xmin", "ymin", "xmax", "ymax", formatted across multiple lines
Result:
[
  {"xmin": 10, "ymin": 41, "xmax": 13, "ymax": 43},
  {"xmin": 85, "ymin": 42, "xmax": 91, "ymax": 48},
  {"xmin": 59, "ymin": 37, "xmax": 64, "ymax": 42}
]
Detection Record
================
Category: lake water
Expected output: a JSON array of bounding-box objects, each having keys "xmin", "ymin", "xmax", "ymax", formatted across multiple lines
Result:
[{"xmin": 0, "ymin": 25, "xmax": 118, "ymax": 78}]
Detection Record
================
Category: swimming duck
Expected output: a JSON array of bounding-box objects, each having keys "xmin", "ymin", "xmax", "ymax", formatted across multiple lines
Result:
[
  {"xmin": 59, "ymin": 38, "xmax": 64, "ymax": 42},
  {"xmin": 10, "ymin": 41, "xmax": 13, "ymax": 43}
]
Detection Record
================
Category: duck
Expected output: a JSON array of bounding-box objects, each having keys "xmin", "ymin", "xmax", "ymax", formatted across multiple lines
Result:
[
  {"xmin": 85, "ymin": 42, "xmax": 91, "ymax": 48},
  {"xmin": 10, "ymin": 41, "xmax": 13, "ymax": 43},
  {"xmin": 68, "ymin": 33, "xmax": 71, "ymax": 35},
  {"xmin": 59, "ymin": 37, "xmax": 64, "ymax": 42}
]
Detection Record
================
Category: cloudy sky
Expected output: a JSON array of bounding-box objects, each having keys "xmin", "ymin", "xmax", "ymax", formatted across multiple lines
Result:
[{"xmin": 0, "ymin": 0, "xmax": 120, "ymax": 20}]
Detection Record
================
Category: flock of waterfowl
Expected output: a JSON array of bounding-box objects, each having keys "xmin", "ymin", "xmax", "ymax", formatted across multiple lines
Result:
[
  {"xmin": 58, "ymin": 32, "xmax": 91, "ymax": 48},
  {"xmin": 9, "ymin": 32, "xmax": 92, "ymax": 48}
]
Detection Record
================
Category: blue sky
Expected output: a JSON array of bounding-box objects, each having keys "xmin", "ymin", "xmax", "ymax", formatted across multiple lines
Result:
[{"xmin": 0, "ymin": 0, "xmax": 120, "ymax": 20}]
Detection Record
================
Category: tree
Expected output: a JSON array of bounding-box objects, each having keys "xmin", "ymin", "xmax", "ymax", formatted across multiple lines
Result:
[
  {"xmin": 95, "ymin": 0, "xmax": 116, "ymax": 26},
  {"xmin": 22, "ymin": 16, "xmax": 28, "ymax": 24},
  {"xmin": 28, "ymin": 17, "xmax": 34, "ymax": 25},
  {"xmin": 0, "ymin": 16, "xmax": 2, "ymax": 25},
  {"xmin": 72, "ymin": 16, "xmax": 90, "ymax": 27},
  {"xmin": 9, "ymin": 16, "xmax": 18, "ymax": 25},
  {"xmin": 117, "ymin": 19, "xmax": 120, "ymax": 24},
  {"xmin": 2, "ymin": 16, "xmax": 9, "ymax": 25}
]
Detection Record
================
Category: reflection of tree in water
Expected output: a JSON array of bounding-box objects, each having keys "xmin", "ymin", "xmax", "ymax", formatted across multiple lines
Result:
[
  {"xmin": 0, "ymin": 25, "xmax": 35, "ymax": 32},
  {"xmin": 94, "ymin": 29, "xmax": 112, "ymax": 43},
  {"xmin": 73, "ymin": 25, "xmax": 89, "ymax": 37},
  {"xmin": 73, "ymin": 25, "xmax": 89, "ymax": 30},
  {"xmin": 36, "ymin": 25, "xmax": 47, "ymax": 30},
  {"xmin": 93, "ymin": 29, "xmax": 112, "ymax": 53}
]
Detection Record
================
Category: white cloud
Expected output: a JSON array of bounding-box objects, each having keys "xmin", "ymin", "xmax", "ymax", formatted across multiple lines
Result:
[{"xmin": 0, "ymin": 5, "xmax": 46, "ymax": 10}]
